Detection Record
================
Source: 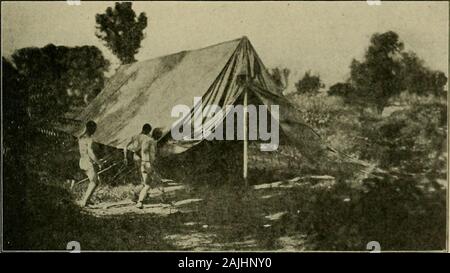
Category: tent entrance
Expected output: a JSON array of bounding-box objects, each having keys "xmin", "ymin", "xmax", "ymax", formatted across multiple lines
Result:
[{"xmin": 155, "ymin": 89, "xmax": 312, "ymax": 186}]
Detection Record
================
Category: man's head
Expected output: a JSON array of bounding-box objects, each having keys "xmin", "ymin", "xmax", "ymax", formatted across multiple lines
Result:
[
  {"xmin": 142, "ymin": 123, "xmax": 152, "ymax": 135},
  {"xmin": 152, "ymin": 128, "xmax": 163, "ymax": 140},
  {"xmin": 85, "ymin": 120, "xmax": 97, "ymax": 136}
]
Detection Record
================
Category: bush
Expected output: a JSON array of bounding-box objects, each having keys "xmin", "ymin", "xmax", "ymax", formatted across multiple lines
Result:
[
  {"xmin": 288, "ymin": 172, "xmax": 446, "ymax": 250},
  {"xmin": 288, "ymin": 93, "xmax": 363, "ymax": 157},
  {"xmin": 360, "ymin": 102, "xmax": 447, "ymax": 174},
  {"xmin": 285, "ymin": 91, "xmax": 447, "ymax": 250}
]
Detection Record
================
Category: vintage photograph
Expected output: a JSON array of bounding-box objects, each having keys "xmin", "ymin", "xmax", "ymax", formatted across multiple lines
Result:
[{"xmin": 2, "ymin": 1, "xmax": 448, "ymax": 252}]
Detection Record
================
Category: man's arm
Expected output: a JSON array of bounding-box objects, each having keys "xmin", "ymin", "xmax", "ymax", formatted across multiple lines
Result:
[
  {"xmin": 87, "ymin": 140, "xmax": 102, "ymax": 167},
  {"xmin": 123, "ymin": 138, "xmax": 133, "ymax": 163},
  {"xmin": 149, "ymin": 141, "xmax": 157, "ymax": 163}
]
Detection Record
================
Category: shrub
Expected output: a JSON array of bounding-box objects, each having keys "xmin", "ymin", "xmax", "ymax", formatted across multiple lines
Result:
[
  {"xmin": 360, "ymin": 102, "xmax": 447, "ymax": 174},
  {"xmin": 288, "ymin": 93, "xmax": 363, "ymax": 157},
  {"xmin": 289, "ymin": 172, "xmax": 446, "ymax": 250}
]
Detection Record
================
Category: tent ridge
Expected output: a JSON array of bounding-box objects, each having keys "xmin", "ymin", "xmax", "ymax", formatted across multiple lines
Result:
[{"xmin": 127, "ymin": 37, "xmax": 245, "ymax": 67}]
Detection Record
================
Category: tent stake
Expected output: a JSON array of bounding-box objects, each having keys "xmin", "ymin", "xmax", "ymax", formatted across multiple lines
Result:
[{"xmin": 243, "ymin": 89, "xmax": 248, "ymax": 186}]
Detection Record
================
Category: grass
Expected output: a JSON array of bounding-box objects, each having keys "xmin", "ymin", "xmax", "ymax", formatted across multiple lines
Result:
[{"xmin": 3, "ymin": 133, "xmax": 447, "ymax": 251}]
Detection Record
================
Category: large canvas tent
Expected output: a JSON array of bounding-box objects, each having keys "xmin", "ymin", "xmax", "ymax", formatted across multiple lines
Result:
[
  {"xmin": 75, "ymin": 37, "xmax": 360, "ymax": 182},
  {"xmin": 78, "ymin": 37, "xmax": 323, "ymax": 154}
]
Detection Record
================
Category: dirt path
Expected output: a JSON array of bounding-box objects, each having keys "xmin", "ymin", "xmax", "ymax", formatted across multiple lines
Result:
[{"xmin": 77, "ymin": 178, "xmax": 311, "ymax": 251}]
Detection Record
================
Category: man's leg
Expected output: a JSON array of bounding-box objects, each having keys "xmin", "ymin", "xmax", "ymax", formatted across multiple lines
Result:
[
  {"xmin": 81, "ymin": 168, "xmax": 98, "ymax": 207},
  {"xmin": 133, "ymin": 154, "xmax": 142, "ymax": 184},
  {"xmin": 136, "ymin": 164, "xmax": 151, "ymax": 208}
]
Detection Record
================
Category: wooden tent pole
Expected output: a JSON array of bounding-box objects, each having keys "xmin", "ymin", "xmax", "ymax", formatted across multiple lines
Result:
[{"xmin": 243, "ymin": 88, "xmax": 248, "ymax": 186}]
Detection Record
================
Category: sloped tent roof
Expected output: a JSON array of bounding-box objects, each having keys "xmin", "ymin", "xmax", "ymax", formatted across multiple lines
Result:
[{"xmin": 77, "ymin": 37, "xmax": 329, "ymax": 161}]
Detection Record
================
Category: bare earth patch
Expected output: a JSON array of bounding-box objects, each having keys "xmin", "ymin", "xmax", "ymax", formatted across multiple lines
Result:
[{"xmin": 276, "ymin": 235, "xmax": 307, "ymax": 251}]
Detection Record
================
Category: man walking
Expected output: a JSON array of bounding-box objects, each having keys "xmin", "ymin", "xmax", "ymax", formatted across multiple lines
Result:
[
  {"xmin": 123, "ymin": 123, "xmax": 152, "ymax": 183},
  {"xmin": 135, "ymin": 128, "xmax": 162, "ymax": 209}
]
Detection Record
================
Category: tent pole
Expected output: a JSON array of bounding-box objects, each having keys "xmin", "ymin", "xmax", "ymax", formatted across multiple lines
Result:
[{"xmin": 243, "ymin": 88, "xmax": 248, "ymax": 186}]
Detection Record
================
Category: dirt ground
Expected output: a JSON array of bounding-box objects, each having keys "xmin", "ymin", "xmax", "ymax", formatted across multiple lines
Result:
[
  {"xmin": 4, "ymin": 133, "xmax": 446, "ymax": 251},
  {"xmin": 71, "ymin": 175, "xmax": 329, "ymax": 251}
]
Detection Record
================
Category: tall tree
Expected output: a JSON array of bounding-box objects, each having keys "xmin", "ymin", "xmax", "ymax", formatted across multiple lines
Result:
[
  {"xmin": 295, "ymin": 71, "xmax": 324, "ymax": 95},
  {"xmin": 61, "ymin": 45, "xmax": 110, "ymax": 105},
  {"xmin": 95, "ymin": 2, "xmax": 148, "ymax": 64},
  {"xmin": 11, "ymin": 44, "xmax": 109, "ymax": 123},
  {"xmin": 348, "ymin": 31, "xmax": 404, "ymax": 114},
  {"xmin": 2, "ymin": 57, "xmax": 29, "ymax": 248},
  {"xmin": 329, "ymin": 31, "xmax": 447, "ymax": 112}
]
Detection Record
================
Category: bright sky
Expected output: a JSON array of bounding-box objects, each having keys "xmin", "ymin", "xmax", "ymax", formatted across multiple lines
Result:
[{"xmin": 2, "ymin": 1, "xmax": 448, "ymax": 90}]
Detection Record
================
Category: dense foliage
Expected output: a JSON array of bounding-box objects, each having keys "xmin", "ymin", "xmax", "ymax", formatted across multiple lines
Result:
[
  {"xmin": 294, "ymin": 71, "xmax": 324, "ymax": 95},
  {"xmin": 328, "ymin": 31, "xmax": 447, "ymax": 113},
  {"xmin": 269, "ymin": 67, "xmax": 290, "ymax": 92},
  {"xmin": 287, "ymin": 89, "xmax": 447, "ymax": 250},
  {"xmin": 9, "ymin": 44, "xmax": 109, "ymax": 124},
  {"xmin": 95, "ymin": 2, "xmax": 148, "ymax": 64}
]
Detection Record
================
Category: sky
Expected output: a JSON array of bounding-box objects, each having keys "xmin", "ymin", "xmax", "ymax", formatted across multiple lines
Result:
[{"xmin": 2, "ymin": 1, "xmax": 448, "ymax": 90}]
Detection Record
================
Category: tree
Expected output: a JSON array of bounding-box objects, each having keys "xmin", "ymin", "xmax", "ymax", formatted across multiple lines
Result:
[
  {"xmin": 295, "ymin": 71, "xmax": 324, "ymax": 95},
  {"xmin": 12, "ymin": 45, "xmax": 67, "ymax": 122},
  {"xmin": 2, "ymin": 57, "xmax": 30, "ymax": 249},
  {"xmin": 95, "ymin": 2, "xmax": 148, "ymax": 65},
  {"xmin": 331, "ymin": 32, "xmax": 448, "ymax": 113},
  {"xmin": 2, "ymin": 57, "xmax": 28, "ymax": 140},
  {"xmin": 348, "ymin": 31, "xmax": 404, "ymax": 114},
  {"xmin": 400, "ymin": 51, "xmax": 447, "ymax": 97},
  {"xmin": 269, "ymin": 67, "xmax": 290, "ymax": 92},
  {"xmin": 327, "ymin": 82, "xmax": 357, "ymax": 104},
  {"xmin": 11, "ymin": 44, "xmax": 109, "ymax": 123},
  {"xmin": 61, "ymin": 45, "xmax": 110, "ymax": 105}
]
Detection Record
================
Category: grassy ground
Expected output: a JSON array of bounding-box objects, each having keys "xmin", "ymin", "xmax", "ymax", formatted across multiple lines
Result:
[
  {"xmin": 3, "ymin": 134, "xmax": 304, "ymax": 251},
  {"xmin": 3, "ymin": 132, "xmax": 447, "ymax": 251}
]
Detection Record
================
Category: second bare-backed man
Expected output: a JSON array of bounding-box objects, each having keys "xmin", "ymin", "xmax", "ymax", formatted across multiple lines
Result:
[{"xmin": 135, "ymin": 128, "xmax": 161, "ymax": 209}]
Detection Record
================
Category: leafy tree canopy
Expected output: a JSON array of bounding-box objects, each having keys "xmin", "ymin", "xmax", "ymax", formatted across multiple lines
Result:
[
  {"xmin": 95, "ymin": 2, "xmax": 148, "ymax": 65},
  {"xmin": 295, "ymin": 71, "xmax": 324, "ymax": 95},
  {"xmin": 10, "ymin": 44, "xmax": 109, "ymax": 122},
  {"xmin": 328, "ymin": 31, "xmax": 447, "ymax": 113},
  {"xmin": 269, "ymin": 67, "xmax": 290, "ymax": 92}
]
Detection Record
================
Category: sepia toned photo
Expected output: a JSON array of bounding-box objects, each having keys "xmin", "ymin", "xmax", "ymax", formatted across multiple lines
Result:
[{"xmin": 1, "ymin": 1, "xmax": 448, "ymax": 254}]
